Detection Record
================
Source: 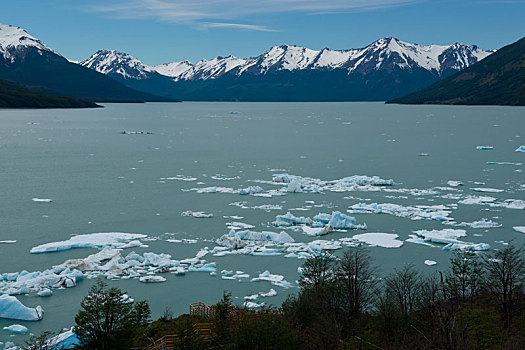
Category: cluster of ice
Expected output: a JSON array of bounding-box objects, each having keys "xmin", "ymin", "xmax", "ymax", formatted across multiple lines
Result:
[
  {"xmin": 2, "ymin": 248, "xmax": 217, "ymax": 296},
  {"xmin": 217, "ymin": 230, "xmax": 295, "ymax": 249},
  {"xmin": 273, "ymin": 211, "xmax": 366, "ymax": 232},
  {"xmin": 251, "ymin": 271, "xmax": 293, "ymax": 288},
  {"xmin": 191, "ymin": 185, "xmax": 263, "ymax": 195},
  {"xmin": 348, "ymin": 203, "xmax": 452, "ymax": 222},
  {"xmin": 2, "ymin": 324, "xmax": 27, "ymax": 333},
  {"xmin": 516, "ymin": 146, "xmax": 525, "ymax": 152},
  {"xmin": 0, "ymin": 295, "xmax": 43, "ymax": 321},
  {"xmin": 30, "ymin": 232, "xmax": 148, "ymax": 253},
  {"xmin": 181, "ymin": 210, "xmax": 213, "ymax": 218},
  {"xmin": 272, "ymin": 173, "xmax": 394, "ymax": 193},
  {"xmin": 412, "ymin": 229, "xmax": 490, "ymax": 251},
  {"xmin": 352, "ymin": 233, "xmax": 403, "ymax": 248},
  {"xmin": 458, "ymin": 195, "xmax": 497, "ymax": 205}
]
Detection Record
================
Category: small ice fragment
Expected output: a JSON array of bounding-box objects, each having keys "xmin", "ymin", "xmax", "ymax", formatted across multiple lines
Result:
[
  {"xmin": 181, "ymin": 210, "xmax": 213, "ymax": 218},
  {"xmin": 424, "ymin": 260, "xmax": 437, "ymax": 266},
  {"xmin": 476, "ymin": 146, "xmax": 494, "ymax": 150},
  {"xmin": 471, "ymin": 188, "xmax": 504, "ymax": 193},
  {"xmin": 3, "ymin": 324, "xmax": 28, "ymax": 333},
  {"xmin": 139, "ymin": 276, "xmax": 166, "ymax": 283},
  {"xmin": 32, "ymin": 198, "xmax": 52, "ymax": 203}
]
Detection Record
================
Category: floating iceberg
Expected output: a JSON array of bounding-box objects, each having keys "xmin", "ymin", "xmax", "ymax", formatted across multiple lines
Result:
[
  {"xmin": 3, "ymin": 324, "xmax": 27, "ymax": 333},
  {"xmin": 352, "ymin": 233, "xmax": 403, "ymax": 248},
  {"xmin": 513, "ymin": 226, "xmax": 525, "ymax": 234},
  {"xmin": 301, "ymin": 226, "xmax": 333, "ymax": 237},
  {"xmin": 443, "ymin": 242, "xmax": 490, "ymax": 251},
  {"xmin": 274, "ymin": 211, "xmax": 365, "ymax": 231},
  {"xmin": 471, "ymin": 188, "xmax": 504, "ymax": 193},
  {"xmin": 348, "ymin": 203, "xmax": 452, "ymax": 221},
  {"xmin": 251, "ymin": 271, "xmax": 293, "ymax": 288},
  {"xmin": 30, "ymin": 232, "xmax": 148, "ymax": 253},
  {"xmin": 274, "ymin": 212, "xmax": 313, "ymax": 226},
  {"xmin": 464, "ymin": 219, "xmax": 502, "ymax": 229},
  {"xmin": 259, "ymin": 288, "xmax": 277, "ymax": 297},
  {"xmin": 226, "ymin": 222, "xmax": 255, "ymax": 230},
  {"xmin": 490, "ymin": 199, "xmax": 525, "ymax": 210},
  {"xmin": 48, "ymin": 327, "xmax": 79, "ymax": 349},
  {"xmin": 0, "ymin": 241, "xmax": 16, "ymax": 244},
  {"xmin": 161, "ymin": 175, "xmax": 197, "ymax": 181},
  {"xmin": 413, "ymin": 229, "xmax": 467, "ymax": 245},
  {"xmin": 139, "ymin": 276, "xmax": 166, "ymax": 283},
  {"xmin": 424, "ymin": 260, "xmax": 437, "ymax": 266},
  {"xmin": 181, "ymin": 211, "xmax": 213, "ymax": 218},
  {"xmin": 287, "ymin": 179, "xmax": 303, "ymax": 193},
  {"xmin": 476, "ymin": 146, "xmax": 494, "ymax": 150},
  {"xmin": 458, "ymin": 196, "xmax": 497, "ymax": 205},
  {"xmin": 0, "ymin": 294, "xmax": 43, "ymax": 321},
  {"xmin": 516, "ymin": 146, "xmax": 525, "ymax": 152},
  {"xmin": 447, "ymin": 181, "xmax": 463, "ymax": 187},
  {"xmin": 32, "ymin": 198, "xmax": 52, "ymax": 203}
]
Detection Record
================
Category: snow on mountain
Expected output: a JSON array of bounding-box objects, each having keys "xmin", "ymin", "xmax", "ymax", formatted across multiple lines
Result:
[
  {"xmin": 0, "ymin": 23, "xmax": 57, "ymax": 61},
  {"xmin": 80, "ymin": 49, "xmax": 152, "ymax": 79},
  {"xmin": 83, "ymin": 37, "xmax": 493, "ymax": 82}
]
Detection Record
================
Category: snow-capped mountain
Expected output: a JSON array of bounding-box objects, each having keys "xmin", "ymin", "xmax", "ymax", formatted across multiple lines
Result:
[
  {"xmin": 82, "ymin": 37, "xmax": 491, "ymax": 83},
  {"xmin": 0, "ymin": 23, "xmax": 58, "ymax": 62},
  {"xmin": 0, "ymin": 22, "xmax": 173, "ymax": 102},
  {"xmin": 80, "ymin": 37, "xmax": 493, "ymax": 101},
  {"xmin": 81, "ymin": 49, "xmax": 152, "ymax": 79}
]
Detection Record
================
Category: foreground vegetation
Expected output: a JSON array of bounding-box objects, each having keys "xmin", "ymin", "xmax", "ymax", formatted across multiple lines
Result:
[{"xmin": 27, "ymin": 244, "xmax": 525, "ymax": 349}]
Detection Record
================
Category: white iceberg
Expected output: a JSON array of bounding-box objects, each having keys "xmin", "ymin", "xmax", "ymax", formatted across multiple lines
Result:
[
  {"xmin": 139, "ymin": 276, "xmax": 166, "ymax": 283},
  {"xmin": 476, "ymin": 146, "xmax": 494, "ymax": 150},
  {"xmin": 0, "ymin": 294, "xmax": 43, "ymax": 321},
  {"xmin": 181, "ymin": 211, "xmax": 213, "ymax": 218},
  {"xmin": 471, "ymin": 188, "xmax": 504, "ymax": 193},
  {"xmin": 32, "ymin": 198, "xmax": 52, "ymax": 203},
  {"xmin": 413, "ymin": 229, "xmax": 467, "ymax": 245},
  {"xmin": 424, "ymin": 260, "xmax": 437, "ymax": 266},
  {"xmin": 251, "ymin": 271, "xmax": 293, "ymax": 288},
  {"xmin": 513, "ymin": 226, "xmax": 525, "ymax": 234},
  {"xmin": 516, "ymin": 145, "xmax": 525, "ymax": 152},
  {"xmin": 217, "ymin": 229, "xmax": 294, "ymax": 249},
  {"xmin": 3, "ymin": 324, "xmax": 27, "ymax": 333},
  {"xmin": 30, "ymin": 232, "xmax": 148, "ymax": 253},
  {"xmin": 259, "ymin": 288, "xmax": 277, "ymax": 297},
  {"xmin": 352, "ymin": 233, "xmax": 403, "ymax": 248},
  {"xmin": 274, "ymin": 212, "xmax": 313, "ymax": 226},
  {"xmin": 447, "ymin": 181, "xmax": 463, "ymax": 187},
  {"xmin": 459, "ymin": 196, "xmax": 497, "ymax": 205}
]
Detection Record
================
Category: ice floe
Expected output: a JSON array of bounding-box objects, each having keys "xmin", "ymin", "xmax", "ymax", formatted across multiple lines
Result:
[
  {"xmin": 514, "ymin": 226, "xmax": 525, "ymax": 234},
  {"xmin": 139, "ymin": 276, "xmax": 166, "ymax": 283},
  {"xmin": 0, "ymin": 295, "xmax": 43, "ymax": 321},
  {"xmin": 217, "ymin": 230, "xmax": 295, "ymax": 249},
  {"xmin": 251, "ymin": 271, "xmax": 293, "ymax": 288},
  {"xmin": 424, "ymin": 260, "xmax": 437, "ymax": 266},
  {"xmin": 181, "ymin": 210, "xmax": 213, "ymax": 218},
  {"xmin": 30, "ymin": 232, "xmax": 148, "ymax": 253},
  {"xmin": 412, "ymin": 229, "xmax": 490, "ymax": 251},
  {"xmin": 2, "ymin": 324, "xmax": 27, "ymax": 334},
  {"xmin": 32, "ymin": 198, "xmax": 52, "ymax": 203},
  {"xmin": 476, "ymin": 146, "xmax": 494, "ymax": 150},
  {"xmin": 226, "ymin": 222, "xmax": 255, "ymax": 230},
  {"xmin": 471, "ymin": 188, "xmax": 504, "ymax": 193},
  {"xmin": 516, "ymin": 146, "xmax": 525, "ymax": 152},
  {"xmin": 348, "ymin": 203, "xmax": 452, "ymax": 222},
  {"xmin": 447, "ymin": 181, "xmax": 463, "ymax": 187},
  {"xmin": 352, "ymin": 233, "xmax": 403, "ymax": 248},
  {"xmin": 161, "ymin": 175, "xmax": 197, "ymax": 181},
  {"xmin": 0, "ymin": 241, "xmax": 16, "ymax": 244},
  {"xmin": 458, "ymin": 196, "xmax": 497, "ymax": 205}
]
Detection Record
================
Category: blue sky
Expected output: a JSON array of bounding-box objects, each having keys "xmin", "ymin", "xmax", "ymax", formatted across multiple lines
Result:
[{"xmin": 1, "ymin": 0, "xmax": 524, "ymax": 64}]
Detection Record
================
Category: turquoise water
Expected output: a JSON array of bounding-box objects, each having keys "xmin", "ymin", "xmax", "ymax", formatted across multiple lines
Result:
[{"xmin": 0, "ymin": 102, "xmax": 524, "ymax": 343}]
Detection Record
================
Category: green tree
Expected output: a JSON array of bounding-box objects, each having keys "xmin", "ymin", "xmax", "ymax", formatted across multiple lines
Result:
[
  {"xmin": 446, "ymin": 250, "xmax": 483, "ymax": 303},
  {"xmin": 74, "ymin": 280, "xmax": 151, "ymax": 350}
]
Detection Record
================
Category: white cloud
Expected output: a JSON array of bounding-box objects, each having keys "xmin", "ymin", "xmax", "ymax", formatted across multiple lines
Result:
[{"xmin": 90, "ymin": 0, "xmax": 418, "ymax": 31}]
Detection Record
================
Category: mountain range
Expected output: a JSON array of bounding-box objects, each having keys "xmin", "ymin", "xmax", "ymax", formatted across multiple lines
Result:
[
  {"xmin": 0, "ymin": 24, "xmax": 175, "ymax": 103},
  {"xmin": 81, "ymin": 38, "xmax": 493, "ymax": 101}
]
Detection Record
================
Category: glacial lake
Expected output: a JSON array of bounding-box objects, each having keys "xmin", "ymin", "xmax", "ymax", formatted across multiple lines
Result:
[{"xmin": 1, "ymin": 102, "xmax": 524, "ymax": 343}]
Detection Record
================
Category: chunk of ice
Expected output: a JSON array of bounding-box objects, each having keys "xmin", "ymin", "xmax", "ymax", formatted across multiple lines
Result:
[
  {"xmin": 30, "ymin": 232, "xmax": 148, "ymax": 253},
  {"xmin": 424, "ymin": 260, "xmax": 437, "ymax": 266},
  {"xmin": 3, "ymin": 324, "xmax": 28, "ymax": 333},
  {"xmin": 0, "ymin": 294, "xmax": 43, "ymax": 321},
  {"xmin": 352, "ymin": 233, "xmax": 403, "ymax": 248}
]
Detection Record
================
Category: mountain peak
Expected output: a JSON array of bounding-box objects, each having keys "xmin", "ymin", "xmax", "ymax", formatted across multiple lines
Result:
[
  {"xmin": 0, "ymin": 23, "xmax": 56, "ymax": 59},
  {"xmin": 81, "ymin": 49, "xmax": 151, "ymax": 79}
]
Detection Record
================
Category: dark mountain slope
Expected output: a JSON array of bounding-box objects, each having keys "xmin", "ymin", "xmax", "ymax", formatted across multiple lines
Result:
[
  {"xmin": 389, "ymin": 37, "xmax": 525, "ymax": 106},
  {"xmin": 0, "ymin": 80, "xmax": 99, "ymax": 108}
]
